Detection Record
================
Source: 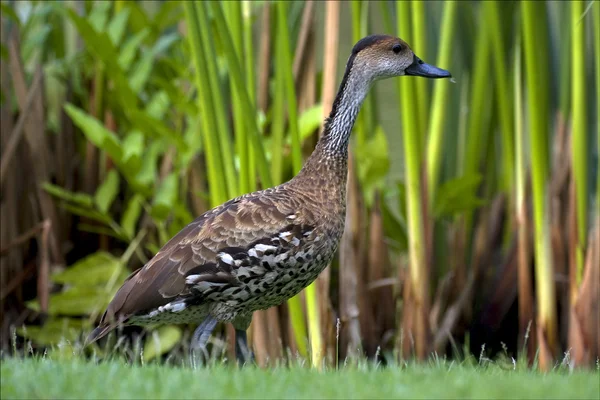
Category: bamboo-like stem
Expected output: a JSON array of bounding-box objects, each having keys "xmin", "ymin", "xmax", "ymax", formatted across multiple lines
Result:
[
  {"xmin": 521, "ymin": 0, "xmax": 558, "ymax": 370},
  {"xmin": 426, "ymin": 0, "xmax": 457, "ymax": 203},
  {"xmin": 183, "ymin": 3, "xmax": 227, "ymax": 206},
  {"xmin": 208, "ymin": 2, "xmax": 272, "ymax": 189},
  {"xmin": 486, "ymin": 1, "xmax": 514, "ymax": 195},
  {"xmin": 276, "ymin": 2, "xmax": 302, "ymax": 174},
  {"xmin": 411, "ymin": 0, "xmax": 429, "ymax": 138},
  {"xmin": 195, "ymin": 2, "xmax": 237, "ymax": 199},
  {"xmin": 397, "ymin": 0, "xmax": 429, "ymax": 360},
  {"xmin": 595, "ymin": 0, "xmax": 600, "ymax": 208},
  {"xmin": 514, "ymin": 36, "xmax": 535, "ymax": 364},
  {"xmin": 571, "ymin": 0, "xmax": 587, "ymax": 286}
]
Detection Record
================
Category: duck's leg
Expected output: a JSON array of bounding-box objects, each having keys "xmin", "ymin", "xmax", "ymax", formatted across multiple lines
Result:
[
  {"xmin": 235, "ymin": 329, "xmax": 254, "ymax": 365},
  {"xmin": 190, "ymin": 316, "xmax": 218, "ymax": 368},
  {"xmin": 232, "ymin": 313, "xmax": 254, "ymax": 365}
]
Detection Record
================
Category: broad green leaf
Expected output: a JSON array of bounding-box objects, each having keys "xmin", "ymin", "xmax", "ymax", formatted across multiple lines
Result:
[
  {"xmin": 0, "ymin": 3, "xmax": 21, "ymax": 27},
  {"xmin": 129, "ymin": 52, "xmax": 154, "ymax": 92},
  {"xmin": 64, "ymin": 104, "xmax": 123, "ymax": 164},
  {"xmin": 67, "ymin": 9, "xmax": 137, "ymax": 107},
  {"xmin": 151, "ymin": 172, "xmax": 179, "ymax": 221},
  {"xmin": 153, "ymin": 1, "xmax": 184, "ymax": 32},
  {"xmin": 121, "ymin": 194, "xmax": 144, "ymax": 239},
  {"xmin": 121, "ymin": 130, "xmax": 145, "ymax": 165},
  {"xmin": 135, "ymin": 141, "xmax": 164, "ymax": 188},
  {"xmin": 433, "ymin": 174, "xmax": 486, "ymax": 219},
  {"xmin": 16, "ymin": 318, "xmax": 91, "ymax": 346},
  {"xmin": 87, "ymin": 0, "xmax": 112, "ymax": 32},
  {"xmin": 123, "ymin": 2, "xmax": 152, "ymax": 38},
  {"xmin": 145, "ymin": 91, "xmax": 170, "ymax": 120},
  {"xmin": 355, "ymin": 126, "xmax": 390, "ymax": 205},
  {"xmin": 143, "ymin": 326, "xmax": 182, "ymax": 362},
  {"xmin": 21, "ymin": 23, "xmax": 51, "ymax": 63},
  {"xmin": 26, "ymin": 286, "xmax": 119, "ymax": 316},
  {"xmin": 94, "ymin": 169, "xmax": 120, "ymax": 214},
  {"xmin": 298, "ymin": 104, "xmax": 324, "ymax": 142},
  {"xmin": 107, "ymin": 7, "xmax": 131, "ymax": 45},
  {"xmin": 63, "ymin": 204, "xmax": 112, "ymax": 225},
  {"xmin": 43, "ymin": 183, "xmax": 94, "ymax": 207},
  {"xmin": 51, "ymin": 251, "xmax": 125, "ymax": 287},
  {"xmin": 381, "ymin": 190, "xmax": 408, "ymax": 252},
  {"xmin": 78, "ymin": 223, "xmax": 125, "ymax": 240},
  {"xmin": 118, "ymin": 28, "xmax": 150, "ymax": 71}
]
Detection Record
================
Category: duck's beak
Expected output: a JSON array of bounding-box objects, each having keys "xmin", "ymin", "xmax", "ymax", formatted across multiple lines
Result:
[{"xmin": 405, "ymin": 55, "xmax": 451, "ymax": 79}]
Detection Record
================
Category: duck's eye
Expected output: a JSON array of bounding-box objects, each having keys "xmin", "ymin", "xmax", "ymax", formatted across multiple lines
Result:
[{"xmin": 392, "ymin": 44, "xmax": 402, "ymax": 54}]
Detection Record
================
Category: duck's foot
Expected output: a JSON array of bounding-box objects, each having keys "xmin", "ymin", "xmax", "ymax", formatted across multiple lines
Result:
[
  {"xmin": 189, "ymin": 317, "xmax": 218, "ymax": 369},
  {"xmin": 235, "ymin": 329, "xmax": 255, "ymax": 366}
]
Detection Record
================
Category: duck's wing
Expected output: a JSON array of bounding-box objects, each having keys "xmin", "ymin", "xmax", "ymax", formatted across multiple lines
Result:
[{"xmin": 88, "ymin": 189, "xmax": 314, "ymax": 342}]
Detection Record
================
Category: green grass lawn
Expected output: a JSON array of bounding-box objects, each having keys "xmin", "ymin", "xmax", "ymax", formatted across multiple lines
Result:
[{"xmin": 1, "ymin": 357, "xmax": 599, "ymax": 399}]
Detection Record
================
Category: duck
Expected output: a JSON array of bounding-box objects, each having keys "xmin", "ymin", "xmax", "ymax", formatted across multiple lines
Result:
[{"xmin": 87, "ymin": 34, "xmax": 451, "ymax": 364}]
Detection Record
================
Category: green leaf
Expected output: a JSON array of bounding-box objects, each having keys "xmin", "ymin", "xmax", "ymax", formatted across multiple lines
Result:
[
  {"xmin": 94, "ymin": 169, "xmax": 120, "ymax": 214},
  {"xmin": 63, "ymin": 204, "xmax": 112, "ymax": 225},
  {"xmin": 121, "ymin": 195, "xmax": 144, "ymax": 239},
  {"xmin": 355, "ymin": 126, "xmax": 390, "ymax": 205},
  {"xmin": 88, "ymin": 0, "xmax": 112, "ymax": 32},
  {"xmin": 135, "ymin": 140, "xmax": 164, "ymax": 188},
  {"xmin": 118, "ymin": 28, "xmax": 150, "ymax": 71},
  {"xmin": 0, "ymin": 3, "xmax": 21, "ymax": 27},
  {"xmin": 433, "ymin": 174, "xmax": 486, "ymax": 219},
  {"xmin": 298, "ymin": 104, "xmax": 324, "ymax": 142},
  {"xmin": 64, "ymin": 104, "xmax": 123, "ymax": 164},
  {"xmin": 51, "ymin": 251, "xmax": 125, "ymax": 288},
  {"xmin": 121, "ymin": 131, "xmax": 145, "ymax": 166},
  {"xmin": 145, "ymin": 91, "xmax": 170, "ymax": 120},
  {"xmin": 381, "ymin": 192, "xmax": 408, "ymax": 252},
  {"xmin": 151, "ymin": 173, "xmax": 179, "ymax": 221},
  {"xmin": 143, "ymin": 326, "xmax": 182, "ymax": 362},
  {"xmin": 16, "ymin": 318, "xmax": 91, "ymax": 346},
  {"xmin": 107, "ymin": 7, "xmax": 131, "ymax": 45},
  {"xmin": 43, "ymin": 183, "xmax": 94, "ymax": 207},
  {"xmin": 26, "ymin": 286, "xmax": 119, "ymax": 317},
  {"xmin": 129, "ymin": 52, "xmax": 154, "ymax": 93}
]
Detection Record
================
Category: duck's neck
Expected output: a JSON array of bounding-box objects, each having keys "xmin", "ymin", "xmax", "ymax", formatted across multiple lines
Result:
[{"xmin": 294, "ymin": 65, "xmax": 372, "ymax": 185}]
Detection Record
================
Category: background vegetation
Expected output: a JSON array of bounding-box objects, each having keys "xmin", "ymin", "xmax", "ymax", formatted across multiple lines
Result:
[{"xmin": 1, "ymin": 0, "xmax": 598, "ymax": 373}]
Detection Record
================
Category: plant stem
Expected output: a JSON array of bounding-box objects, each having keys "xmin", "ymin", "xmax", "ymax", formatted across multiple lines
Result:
[
  {"xmin": 571, "ymin": 0, "xmax": 588, "ymax": 285},
  {"xmin": 522, "ymin": 0, "xmax": 557, "ymax": 368},
  {"xmin": 426, "ymin": 0, "xmax": 457, "ymax": 202}
]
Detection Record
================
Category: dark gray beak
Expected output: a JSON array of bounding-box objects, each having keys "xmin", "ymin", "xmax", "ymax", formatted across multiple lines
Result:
[{"xmin": 405, "ymin": 55, "xmax": 451, "ymax": 79}]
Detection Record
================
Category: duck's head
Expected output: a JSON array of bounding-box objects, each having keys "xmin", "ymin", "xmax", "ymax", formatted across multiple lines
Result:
[{"xmin": 347, "ymin": 34, "xmax": 451, "ymax": 81}]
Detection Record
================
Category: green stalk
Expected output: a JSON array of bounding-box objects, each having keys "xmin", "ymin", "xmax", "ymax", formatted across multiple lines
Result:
[
  {"xmin": 426, "ymin": 0, "xmax": 457, "ymax": 203},
  {"xmin": 275, "ymin": 2, "xmax": 302, "ymax": 177},
  {"xmin": 559, "ymin": 0, "xmax": 572, "ymax": 121},
  {"xmin": 183, "ymin": 3, "xmax": 227, "ymax": 206},
  {"xmin": 595, "ymin": 0, "xmax": 600, "ymax": 208},
  {"xmin": 226, "ymin": 1, "xmax": 250, "ymax": 196},
  {"xmin": 242, "ymin": 0, "xmax": 256, "ymax": 192},
  {"xmin": 195, "ymin": 2, "xmax": 238, "ymax": 199},
  {"xmin": 463, "ymin": 7, "xmax": 492, "ymax": 233},
  {"xmin": 276, "ymin": 0, "xmax": 312, "ymax": 363},
  {"xmin": 522, "ymin": 0, "xmax": 557, "ymax": 362},
  {"xmin": 485, "ymin": 1, "xmax": 514, "ymax": 194},
  {"xmin": 351, "ymin": 1, "xmax": 366, "ymax": 148},
  {"xmin": 571, "ymin": 0, "xmax": 588, "ymax": 285},
  {"xmin": 411, "ymin": 0, "xmax": 429, "ymax": 138},
  {"xmin": 397, "ymin": 0, "xmax": 429, "ymax": 359},
  {"xmin": 208, "ymin": 2, "xmax": 272, "ymax": 189},
  {"xmin": 270, "ymin": 10, "xmax": 287, "ymax": 184}
]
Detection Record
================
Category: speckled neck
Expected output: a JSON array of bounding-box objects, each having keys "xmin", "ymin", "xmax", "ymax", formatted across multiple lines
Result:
[{"xmin": 293, "ymin": 58, "xmax": 372, "ymax": 188}]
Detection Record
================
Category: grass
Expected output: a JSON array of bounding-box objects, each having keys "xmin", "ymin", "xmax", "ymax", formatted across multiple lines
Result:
[{"xmin": 1, "ymin": 357, "xmax": 599, "ymax": 399}]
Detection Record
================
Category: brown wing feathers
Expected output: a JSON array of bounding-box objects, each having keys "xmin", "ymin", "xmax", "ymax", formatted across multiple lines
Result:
[{"xmin": 87, "ymin": 191, "xmax": 308, "ymax": 343}]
